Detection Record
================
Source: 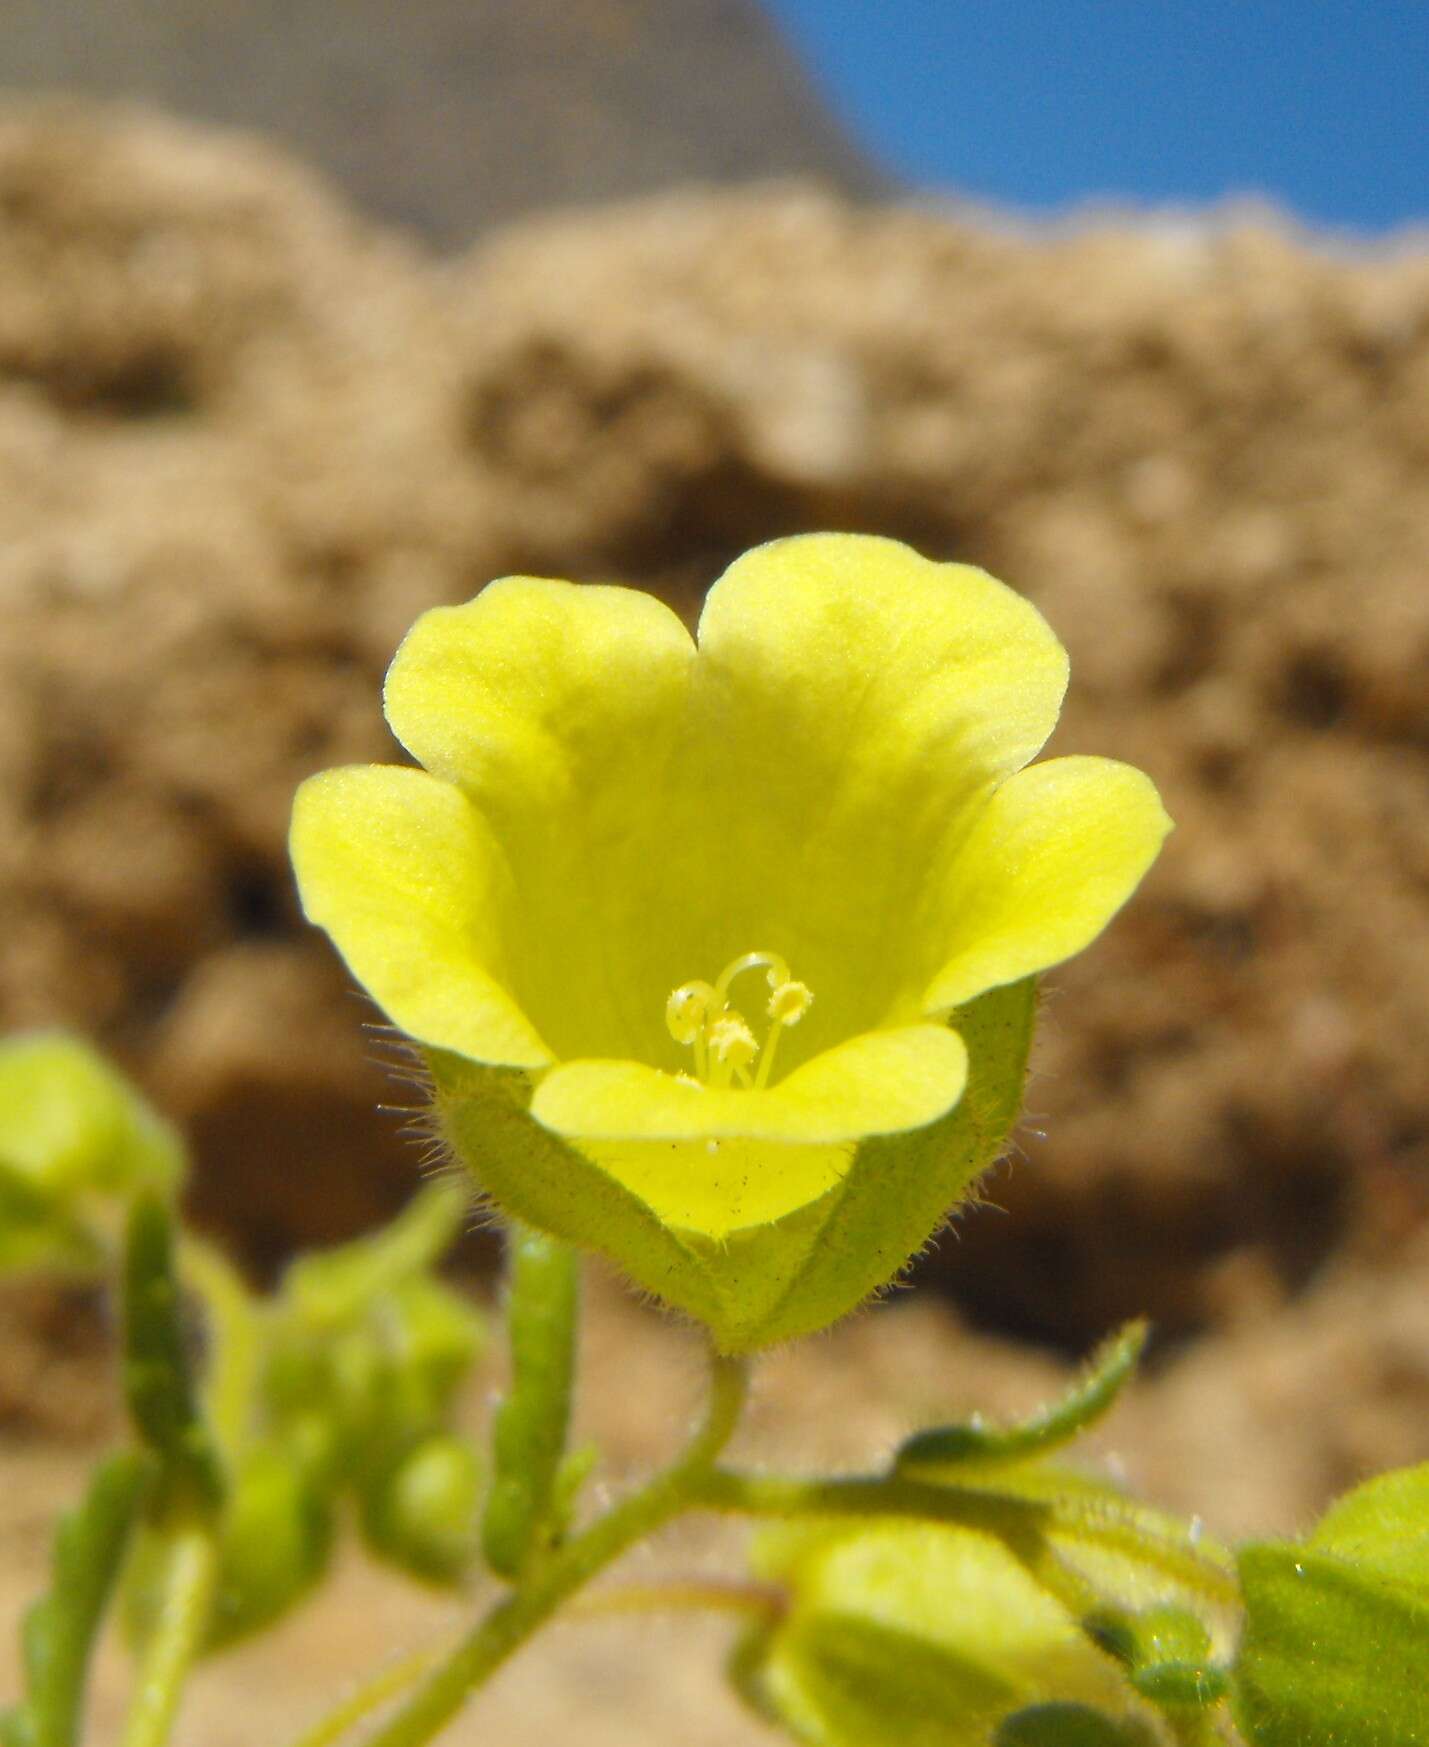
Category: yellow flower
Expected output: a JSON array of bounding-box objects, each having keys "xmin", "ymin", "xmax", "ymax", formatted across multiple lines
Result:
[{"xmin": 291, "ymin": 535, "xmax": 1168, "ymax": 1348}]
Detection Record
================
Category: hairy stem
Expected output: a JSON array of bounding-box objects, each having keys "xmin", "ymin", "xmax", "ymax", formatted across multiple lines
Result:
[
  {"xmin": 690, "ymin": 1469, "xmax": 1240, "ymax": 1609},
  {"xmin": 352, "ymin": 1351, "xmax": 750, "ymax": 1747},
  {"xmin": 118, "ymin": 1520, "xmax": 220, "ymax": 1747}
]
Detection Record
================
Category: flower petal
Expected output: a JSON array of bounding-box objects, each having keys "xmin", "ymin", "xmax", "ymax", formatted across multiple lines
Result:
[
  {"xmin": 697, "ymin": 535, "xmax": 1067, "ymax": 797},
  {"xmin": 290, "ymin": 765, "xmax": 552, "ymax": 1068},
  {"xmin": 383, "ymin": 575, "xmax": 695, "ymax": 803},
  {"xmin": 567, "ymin": 1136, "xmax": 853, "ymax": 1237},
  {"xmin": 382, "ymin": 577, "xmax": 697, "ymax": 1061},
  {"xmin": 529, "ymin": 1025, "xmax": 968, "ymax": 1236},
  {"xmin": 921, "ymin": 756, "xmax": 1172, "ymax": 1015},
  {"xmin": 532, "ymin": 1024, "xmax": 967, "ymax": 1146},
  {"xmin": 679, "ymin": 534, "xmax": 1069, "ymax": 1058}
]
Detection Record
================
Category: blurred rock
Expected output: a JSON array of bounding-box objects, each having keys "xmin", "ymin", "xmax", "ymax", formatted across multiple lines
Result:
[
  {"xmin": 0, "ymin": 0, "xmax": 882, "ymax": 239},
  {"xmin": 1119, "ymin": 1228, "xmax": 1429, "ymax": 1539},
  {"xmin": 0, "ymin": 103, "xmax": 1426, "ymax": 1335}
]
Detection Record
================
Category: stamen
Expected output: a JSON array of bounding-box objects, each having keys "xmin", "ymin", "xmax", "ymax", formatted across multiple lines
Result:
[
  {"xmin": 767, "ymin": 980, "xmax": 812, "ymax": 1026},
  {"xmin": 754, "ymin": 979, "xmax": 813, "ymax": 1091},
  {"xmin": 665, "ymin": 950, "xmax": 813, "ymax": 1093},
  {"xmin": 665, "ymin": 980, "xmax": 716, "ymax": 1083},
  {"xmin": 665, "ymin": 982, "xmax": 715, "ymax": 1045},
  {"xmin": 707, "ymin": 1012, "xmax": 757, "ymax": 1089}
]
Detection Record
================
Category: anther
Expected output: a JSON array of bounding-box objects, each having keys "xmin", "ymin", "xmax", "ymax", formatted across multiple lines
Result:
[
  {"xmin": 767, "ymin": 980, "xmax": 812, "ymax": 1027},
  {"xmin": 665, "ymin": 981, "xmax": 715, "ymax": 1046},
  {"xmin": 708, "ymin": 1013, "xmax": 758, "ymax": 1070}
]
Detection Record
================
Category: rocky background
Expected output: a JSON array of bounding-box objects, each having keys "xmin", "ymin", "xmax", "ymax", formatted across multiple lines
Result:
[
  {"xmin": 2, "ymin": 100, "xmax": 1425, "ymax": 1337},
  {"xmin": 0, "ymin": 5, "xmax": 1427, "ymax": 1736}
]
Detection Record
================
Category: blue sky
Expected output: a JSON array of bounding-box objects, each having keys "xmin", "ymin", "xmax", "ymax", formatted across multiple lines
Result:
[{"xmin": 767, "ymin": 1, "xmax": 1428, "ymax": 233}]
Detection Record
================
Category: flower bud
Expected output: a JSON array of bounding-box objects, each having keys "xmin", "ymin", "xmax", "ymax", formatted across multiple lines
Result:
[
  {"xmin": 365, "ymin": 1433, "xmax": 482, "ymax": 1585},
  {"xmin": 208, "ymin": 1447, "xmax": 333, "ymax": 1647},
  {"xmin": 741, "ymin": 1520, "xmax": 1147, "ymax": 1747}
]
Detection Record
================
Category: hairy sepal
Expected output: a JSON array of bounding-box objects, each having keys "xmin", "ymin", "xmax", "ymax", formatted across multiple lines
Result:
[{"xmin": 430, "ymin": 980, "xmax": 1034, "ymax": 1352}]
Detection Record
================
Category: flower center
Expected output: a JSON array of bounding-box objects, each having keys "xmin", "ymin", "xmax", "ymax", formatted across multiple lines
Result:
[{"xmin": 665, "ymin": 951, "xmax": 813, "ymax": 1091}]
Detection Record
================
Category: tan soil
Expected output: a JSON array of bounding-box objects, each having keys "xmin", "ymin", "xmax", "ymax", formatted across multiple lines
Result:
[{"xmin": 0, "ymin": 105, "xmax": 1427, "ymax": 1738}]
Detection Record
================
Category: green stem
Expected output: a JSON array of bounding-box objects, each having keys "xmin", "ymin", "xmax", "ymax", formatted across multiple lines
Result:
[
  {"xmin": 690, "ymin": 1469, "xmax": 1240, "ymax": 1610},
  {"xmin": 118, "ymin": 1520, "xmax": 220, "ymax": 1747},
  {"xmin": 179, "ymin": 1236, "xmax": 262, "ymax": 1459},
  {"xmin": 695, "ymin": 1468, "xmax": 1047, "ymax": 1532},
  {"xmin": 354, "ymin": 1351, "xmax": 749, "ymax": 1747}
]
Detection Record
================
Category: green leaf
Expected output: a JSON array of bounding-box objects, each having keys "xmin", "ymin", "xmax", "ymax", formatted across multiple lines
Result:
[
  {"xmin": 5, "ymin": 1452, "xmax": 151, "ymax": 1747},
  {"xmin": 1233, "ymin": 1465, "xmax": 1429, "ymax": 1747},
  {"xmin": 122, "ymin": 1194, "xmax": 221, "ymax": 1509},
  {"xmin": 896, "ymin": 1322, "xmax": 1147, "ymax": 1475},
  {"xmin": 1234, "ymin": 1545, "xmax": 1429, "ymax": 1746},
  {"xmin": 0, "ymin": 1032, "xmax": 184, "ymax": 1202},
  {"xmin": 433, "ymin": 980, "xmax": 1035, "ymax": 1352},
  {"xmin": 481, "ymin": 1227, "xmax": 578, "ymax": 1579},
  {"xmin": 1310, "ymin": 1462, "xmax": 1429, "ymax": 1590}
]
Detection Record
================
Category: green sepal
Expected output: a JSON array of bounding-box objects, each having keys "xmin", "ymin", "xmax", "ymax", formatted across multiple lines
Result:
[
  {"xmin": 0, "ymin": 1032, "xmax": 184, "ymax": 1204},
  {"xmin": 897, "ymin": 1321, "xmax": 1148, "ymax": 1475},
  {"xmin": 2, "ymin": 1452, "xmax": 152, "ymax": 1747},
  {"xmin": 1232, "ymin": 1462, "xmax": 1429, "ymax": 1747},
  {"xmin": 433, "ymin": 980, "xmax": 1035, "ymax": 1352},
  {"xmin": 121, "ymin": 1194, "xmax": 222, "ymax": 1511},
  {"xmin": 481, "ymin": 1227, "xmax": 578, "ymax": 1579},
  {"xmin": 429, "ymin": 1053, "xmax": 727, "ymax": 1332}
]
